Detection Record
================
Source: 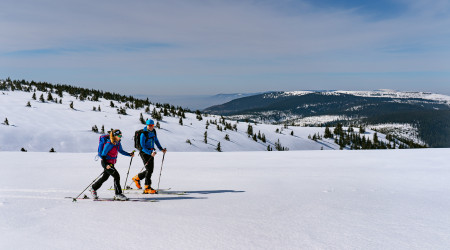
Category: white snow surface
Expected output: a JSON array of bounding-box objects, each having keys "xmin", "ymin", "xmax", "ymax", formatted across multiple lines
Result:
[{"xmin": 1, "ymin": 149, "xmax": 449, "ymax": 249}]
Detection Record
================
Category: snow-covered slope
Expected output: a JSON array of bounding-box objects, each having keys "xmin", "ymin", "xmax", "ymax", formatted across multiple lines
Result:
[
  {"xmin": 1, "ymin": 149, "xmax": 449, "ymax": 249},
  {"xmin": 0, "ymin": 89, "xmax": 387, "ymax": 152}
]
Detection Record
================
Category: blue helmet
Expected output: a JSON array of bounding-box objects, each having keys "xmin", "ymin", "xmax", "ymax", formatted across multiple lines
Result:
[{"xmin": 146, "ymin": 119, "xmax": 155, "ymax": 126}]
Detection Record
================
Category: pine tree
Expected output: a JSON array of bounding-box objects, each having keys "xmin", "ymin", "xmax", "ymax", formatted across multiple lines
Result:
[
  {"xmin": 204, "ymin": 131, "xmax": 208, "ymax": 144},
  {"xmin": 225, "ymin": 134, "xmax": 230, "ymax": 141},
  {"xmin": 59, "ymin": 99, "xmax": 62, "ymax": 104},
  {"xmin": 101, "ymin": 125, "xmax": 105, "ymax": 134},
  {"xmin": 359, "ymin": 126, "xmax": 365, "ymax": 134},
  {"xmin": 373, "ymin": 132, "xmax": 379, "ymax": 145},
  {"xmin": 98, "ymin": 105, "xmax": 101, "ymax": 112},
  {"xmin": 110, "ymin": 101, "xmax": 115, "ymax": 108},
  {"xmin": 32, "ymin": 93, "xmax": 36, "ymax": 100},
  {"xmin": 93, "ymin": 106, "xmax": 97, "ymax": 111},
  {"xmin": 186, "ymin": 139, "xmax": 192, "ymax": 145},
  {"xmin": 275, "ymin": 139, "xmax": 288, "ymax": 151},
  {"xmin": 47, "ymin": 92, "xmax": 53, "ymax": 102},
  {"xmin": 49, "ymin": 148, "xmax": 56, "ymax": 153},
  {"xmin": 117, "ymin": 107, "xmax": 127, "ymax": 115},
  {"xmin": 216, "ymin": 142, "xmax": 222, "ymax": 152},
  {"xmin": 179, "ymin": 117, "xmax": 183, "ymax": 126},
  {"xmin": 261, "ymin": 134, "xmax": 266, "ymax": 143},
  {"xmin": 156, "ymin": 121, "xmax": 160, "ymax": 129},
  {"xmin": 140, "ymin": 113, "xmax": 145, "ymax": 124},
  {"xmin": 70, "ymin": 101, "xmax": 74, "ymax": 109},
  {"xmin": 26, "ymin": 101, "xmax": 31, "ymax": 107},
  {"xmin": 324, "ymin": 126, "xmax": 333, "ymax": 138},
  {"xmin": 291, "ymin": 131, "xmax": 294, "ymax": 136},
  {"xmin": 247, "ymin": 124, "xmax": 253, "ymax": 137},
  {"xmin": 4, "ymin": 118, "xmax": 9, "ymax": 125},
  {"xmin": 252, "ymin": 134, "xmax": 257, "ymax": 141},
  {"xmin": 39, "ymin": 94, "xmax": 45, "ymax": 102}
]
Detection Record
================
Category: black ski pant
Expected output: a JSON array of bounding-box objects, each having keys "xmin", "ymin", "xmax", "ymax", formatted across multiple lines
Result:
[
  {"xmin": 138, "ymin": 152, "xmax": 154, "ymax": 187},
  {"xmin": 92, "ymin": 160, "xmax": 122, "ymax": 195}
]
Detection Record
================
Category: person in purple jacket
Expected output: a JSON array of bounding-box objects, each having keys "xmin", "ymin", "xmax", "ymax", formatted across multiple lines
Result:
[{"xmin": 90, "ymin": 129, "xmax": 134, "ymax": 200}]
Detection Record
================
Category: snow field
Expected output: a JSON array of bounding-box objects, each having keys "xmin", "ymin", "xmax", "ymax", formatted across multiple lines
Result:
[
  {"xmin": 1, "ymin": 89, "xmax": 381, "ymax": 153},
  {"xmin": 1, "ymin": 149, "xmax": 450, "ymax": 249}
]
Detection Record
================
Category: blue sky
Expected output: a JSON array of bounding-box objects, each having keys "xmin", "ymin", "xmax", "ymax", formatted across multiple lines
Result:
[{"xmin": 0, "ymin": 0, "xmax": 449, "ymax": 95}]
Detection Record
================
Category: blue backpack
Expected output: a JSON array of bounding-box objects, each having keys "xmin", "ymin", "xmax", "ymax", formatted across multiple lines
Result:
[{"xmin": 98, "ymin": 134, "xmax": 110, "ymax": 157}]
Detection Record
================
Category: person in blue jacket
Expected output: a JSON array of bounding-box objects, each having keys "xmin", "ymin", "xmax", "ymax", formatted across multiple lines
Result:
[
  {"xmin": 90, "ymin": 129, "xmax": 134, "ymax": 200},
  {"xmin": 132, "ymin": 119, "xmax": 166, "ymax": 193}
]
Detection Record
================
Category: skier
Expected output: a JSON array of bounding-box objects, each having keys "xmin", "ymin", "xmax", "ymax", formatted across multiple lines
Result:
[
  {"xmin": 90, "ymin": 129, "xmax": 134, "ymax": 200},
  {"xmin": 132, "ymin": 119, "xmax": 167, "ymax": 194}
]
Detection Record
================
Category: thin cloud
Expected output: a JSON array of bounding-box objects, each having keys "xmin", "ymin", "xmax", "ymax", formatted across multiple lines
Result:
[{"xmin": 0, "ymin": 0, "xmax": 449, "ymax": 95}]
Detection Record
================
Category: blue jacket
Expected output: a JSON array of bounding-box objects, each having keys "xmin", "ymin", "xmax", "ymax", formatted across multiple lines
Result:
[
  {"xmin": 140, "ymin": 126, "xmax": 163, "ymax": 155},
  {"xmin": 101, "ymin": 140, "xmax": 131, "ymax": 164}
]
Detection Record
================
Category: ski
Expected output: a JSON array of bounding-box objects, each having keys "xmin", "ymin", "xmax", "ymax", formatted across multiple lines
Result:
[
  {"xmin": 122, "ymin": 190, "xmax": 186, "ymax": 195},
  {"xmin": 125, "ymin": 192, "xmax": 187, "ymax": 195},
  {"xmin": 156, "ymin": 191, "xmax": 187, "ymax": 195},
  {"xmin": 65, "ymin": 197, "xmax": 158, "ymax": 202},
  {"xmin": 107, "ymin": 188, "xmax": 172, "ymax": 191},
  {"xmin": 93, "ymin": 198, "xmax": 158, "ymax": 202}
]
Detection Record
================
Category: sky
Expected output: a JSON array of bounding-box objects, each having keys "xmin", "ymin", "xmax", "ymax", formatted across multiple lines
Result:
[{"xmin": 1, "ymin": 0, "xmax": 449, "ymax": 96}]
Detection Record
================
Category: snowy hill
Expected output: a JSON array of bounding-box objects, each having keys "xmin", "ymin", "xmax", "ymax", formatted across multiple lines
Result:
[
  {"xmin": 204, "ymin": 90, "xmax": 450, "ymax": 147},
  {"xmin": 1, "ymin": 149, "xmax": 450, "ymax": 249},
  {"xmin": 0, "ymin": 82, "xmax": 394, "ymax": 153}
]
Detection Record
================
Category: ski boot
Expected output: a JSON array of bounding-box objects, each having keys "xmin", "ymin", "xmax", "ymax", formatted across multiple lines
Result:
[
  {"xmin": 114, "ymin": 193, "xmax": 129, "ymax": 201},
  {"xmin": 132, "ymin": 175, "xmax": 142, "ymax": 189},
  {"xmin": 143, "ymin": 185, "xmax": 157, "ymax": 194},
  {"xmin": 89, "ymin": 187, "xmax": 99, "ymax": 200}
]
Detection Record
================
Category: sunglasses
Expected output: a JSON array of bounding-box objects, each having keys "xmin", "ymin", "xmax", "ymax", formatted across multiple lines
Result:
[{"xmin": 117, "ymin": 135, "xmax": 122, "ymax": 138}]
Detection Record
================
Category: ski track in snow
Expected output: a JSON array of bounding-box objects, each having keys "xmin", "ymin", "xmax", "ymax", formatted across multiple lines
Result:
[{"xmin": 1, "ymin": 150, "xmax": 450, "ymax": 250}]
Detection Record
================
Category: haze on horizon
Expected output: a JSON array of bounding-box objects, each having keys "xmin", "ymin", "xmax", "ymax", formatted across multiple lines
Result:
[{"xmin": 1, "ymin": 0, "xmax": 449, "ymax": 96}]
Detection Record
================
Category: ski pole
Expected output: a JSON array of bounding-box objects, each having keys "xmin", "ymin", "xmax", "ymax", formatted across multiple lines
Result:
[
  {"xmin": 156, "ymin": 152, "xmax": 166, "ymax": 192},
  {"xmin": 73, "ymin": 172, "xmax": 103, "ymax": 202},
  {"xmin": 139, "ymin": 152, "xmax": 154, "ymax": 173},
  {"xmin": 123, "ymin": 150, "xmax": 136, "ymax": 190}
]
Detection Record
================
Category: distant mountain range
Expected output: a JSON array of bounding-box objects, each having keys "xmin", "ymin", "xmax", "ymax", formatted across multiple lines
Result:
[
  {"xmin": 204, "ymin": 90, "xmax": 450, "ymax": 147},
  {"xmin": 135, "ymin": 92, "xmax": 265, "ymax": 110}
]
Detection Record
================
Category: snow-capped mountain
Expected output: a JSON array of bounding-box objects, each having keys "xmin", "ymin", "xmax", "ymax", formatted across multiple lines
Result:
[
  {"xmin": 204, "ymin": 90, "xmax": 450, "ymax": 147},
  {"xmin": 277, "ymin": 89, "xmax": 450, "ymax": 104}
]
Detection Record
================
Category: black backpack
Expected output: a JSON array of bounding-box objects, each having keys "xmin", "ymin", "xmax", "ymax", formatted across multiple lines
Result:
[{"xmin": 134, "ymin": 129, "xmax": 157, "ymax": 151}]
